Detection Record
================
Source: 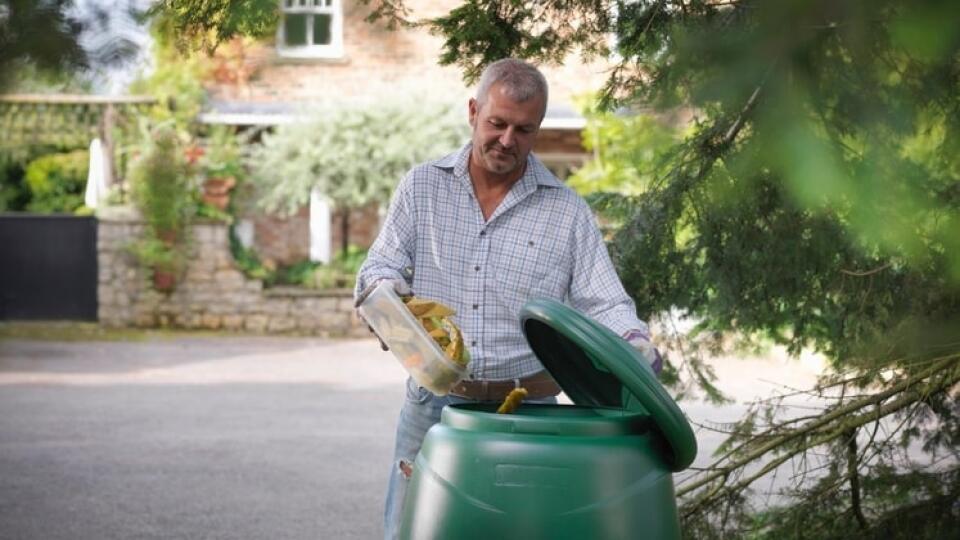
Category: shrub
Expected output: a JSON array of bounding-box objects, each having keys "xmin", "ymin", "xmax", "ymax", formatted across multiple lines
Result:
[
  {"xmin": 127, "ymin": 123, "xmax": 194, "ymax": 291},
  {"xmin": 23, "ymin": 150, "xmax": 89, "ymax": 213},
  {"xmin": 128, "ymin": 124, "xmax": 192, "ymax": 239}
]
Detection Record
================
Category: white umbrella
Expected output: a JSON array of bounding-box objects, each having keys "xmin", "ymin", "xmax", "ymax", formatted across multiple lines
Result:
[
  {"xmin": 84, "ymin": 137, "xmax": 111, "ymax": 209},
  {"xmin": 310, "ymin": 186, "xmax": 332, "ymax": 263}
]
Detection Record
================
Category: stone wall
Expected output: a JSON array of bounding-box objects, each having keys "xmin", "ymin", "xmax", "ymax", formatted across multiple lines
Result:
[{"xmin": 97, "ymin": 216, "xmax": 367, "ymax": 337}]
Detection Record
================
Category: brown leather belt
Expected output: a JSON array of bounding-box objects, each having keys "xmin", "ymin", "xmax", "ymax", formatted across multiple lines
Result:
[{"xmin": 449, "ymin": 371, "xmax": 562, "ymax": 401}]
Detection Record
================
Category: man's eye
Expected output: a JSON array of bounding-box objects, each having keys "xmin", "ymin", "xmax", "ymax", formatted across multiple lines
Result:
[{"xmin": 489, "ymin": 120, "xmax": 505, "ymax": 128}]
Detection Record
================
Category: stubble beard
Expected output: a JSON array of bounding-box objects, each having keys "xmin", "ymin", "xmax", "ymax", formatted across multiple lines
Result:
[{"xmin": 482, "ymin": 143, "xmax": 519, "ymax": 175}]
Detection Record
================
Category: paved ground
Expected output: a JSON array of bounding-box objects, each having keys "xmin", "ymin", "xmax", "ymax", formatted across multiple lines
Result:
[
  {"xmin": 0, "ymin": 332, "xmax": 830, "ymax": 539},
  {"xmin": 0, "ymin": 336, "xmax": 407, "ymax": 540}
]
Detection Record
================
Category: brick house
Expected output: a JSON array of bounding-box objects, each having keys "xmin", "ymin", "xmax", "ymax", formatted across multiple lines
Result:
[{"xmin": 200, "ymin": 0, "xmax": 610, "ymax": 266}]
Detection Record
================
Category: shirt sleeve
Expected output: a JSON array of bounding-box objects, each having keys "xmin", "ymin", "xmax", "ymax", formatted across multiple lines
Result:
[
  {"xmin": 566, "ymin": 197, "xmax": 650, "ymax": 339},
  {"xmin": 353, "ymin": 171, "xmax": 417, "ymax": 301}
]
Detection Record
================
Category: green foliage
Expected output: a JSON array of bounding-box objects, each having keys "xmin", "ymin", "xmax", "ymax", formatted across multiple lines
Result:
[
  {"xmin": 228, "ymin": 225, "xmax": 367, "ymax": 290},
  {"xmin": 310, "ymin": 245, "xmax": 368, "ymax": 289},
  {"xmin": 248, "ymin": 92, "xmax": 468, "ymax": 216},
  {"xmin": 2, "ymin": 61, "xmax": 93, "ymax": 94},
  {"xmin": 229, "ymin": 228, "xmax": 273, "ymax": 281},
  {"xmin": 594, "ymin": 1, "xmax": 960, "ymax": 369},
  {"xmin": 0, "ymin": 156, "xmax": 29, "ymax": 212},
  {"xmin": 0, "ymin": 0, "xmax": 87, "ymax": 90},
  {"xmin": 128, "ymin": 16, "xmax": 206, "ymax": 133},
  {"xmin": 1, "ymin": 144, "xmax": 86, "ymax": 211},
  {"xmin": 200, "ymin": 125, "xmax": 245, "ymax": 180},
  {"xmin": 717, "ymin": 467, "xmax": 960, "ymax": 540},
  {"xmin": 22, "ymin": 150, "xmax": 89, "ymax": 213},
  {"xmin": 129, "ymin": 123, "xmax": 192, "ymax": 237},
  {"xmin": 128, "ymin": 122, "xmax": 193, "ymax": 291},
  {"xmin": 275, "ymin": 260, "xmax": 321, "ymax": 288},
  {"xmin": 419, "ymin": 1, "xmax": 613, "ymax": 84},
  {"xmin": 333, "ymin": 244, "xmax": 368, "ymax": 275},
  {"xmin": 194, "ymin": 203, "xmax": 232, "ymax": 223},
  {"xmin": 568, "ymin": 102, "xmax": 684, "ymax": 236},
  {"xmin": 128, "ymin": 235, "xmax": 182, "ymax": 273},
  {"xmin": 148, "ymin": 0, "xmax": 279, "ymax": 54},
  {"xmin": 567, "ymin": 106, "xmax": 681, "ymax": 199}
]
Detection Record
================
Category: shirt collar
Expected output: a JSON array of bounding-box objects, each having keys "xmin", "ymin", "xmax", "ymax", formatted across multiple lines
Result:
[{"xmin": 432, "ymin": 142, "xmax": 564, "ymax": 189}]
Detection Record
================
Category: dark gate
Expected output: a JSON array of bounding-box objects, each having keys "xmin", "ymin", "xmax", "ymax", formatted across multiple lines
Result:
[{"xmin": 0, "ymin": 214, "xmax": 98, "ymax": 320}]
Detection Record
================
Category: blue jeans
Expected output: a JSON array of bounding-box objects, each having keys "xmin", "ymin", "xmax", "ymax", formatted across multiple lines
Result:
[{"xmin": 383, "ymin": 377, "xmax": 557, "ymax": 540}]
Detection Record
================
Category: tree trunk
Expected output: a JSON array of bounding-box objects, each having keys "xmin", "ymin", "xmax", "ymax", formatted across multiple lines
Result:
[{"xmin": 847, "ymin": 428, "xmax": 868, "ymax": 530}]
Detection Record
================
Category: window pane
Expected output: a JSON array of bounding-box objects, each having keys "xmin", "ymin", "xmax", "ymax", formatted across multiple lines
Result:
[
  {"xmin": 284, "ymin": 14, "xmax": 307, "ymax": 46},
  {"xmin": 284, "ymin": 0, "xmax": 293, "ymax": 7},
  {"xmin": 325, "ymin": 0, "xmax": 332, "ymax": 6},
  {"xmin": 313, "ymin": 14, "xmax": 332, "ymax": 45}
]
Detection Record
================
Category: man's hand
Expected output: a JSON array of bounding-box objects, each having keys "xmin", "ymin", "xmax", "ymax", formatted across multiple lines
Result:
[
  {"xmin": 355, "ymin": 279, "xmax": 413, "ymax": 351},
  {"xmin": 622, "ymin": 329, "xmax": 663, "ymax": 375},
  {"xmin": 355, "ymin": 278, "xmax": 413, "ymax": 308}
]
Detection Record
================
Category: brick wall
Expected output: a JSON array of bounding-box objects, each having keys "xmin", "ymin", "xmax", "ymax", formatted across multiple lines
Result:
[
  {"xmin": 206, "ymin": 0, "xmax": 611, "ymax": 110},
  {"xmin": 207, "ymin": 0, "xmax": 469, "ymax": 104},
  {"xmin": 330, "ymin": 202, "xmax": 380, "ymax": 255},
  {"xmin": 251, "ymin": 205, "xmax": 311, "ymax": 265}
]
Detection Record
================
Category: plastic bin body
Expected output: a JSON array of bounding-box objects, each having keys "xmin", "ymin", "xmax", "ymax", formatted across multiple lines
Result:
[
  {"xmin": 399, "ymin": 404, "xmax": 681, "ymax": 540},
  {"xmin": 397, "ymin": 298, "xmax": 697, "ymax": 539}
]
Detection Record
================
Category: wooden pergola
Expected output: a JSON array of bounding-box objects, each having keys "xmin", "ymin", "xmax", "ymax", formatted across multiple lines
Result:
[{"xmin": 0, "ymin": 94, "xmax": 157, "ymax": 183}]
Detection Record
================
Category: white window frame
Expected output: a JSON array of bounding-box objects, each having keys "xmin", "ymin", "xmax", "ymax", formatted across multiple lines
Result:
[{"xmin": 277, "ymin": 0, "xmax": 344, "ymax": 59}]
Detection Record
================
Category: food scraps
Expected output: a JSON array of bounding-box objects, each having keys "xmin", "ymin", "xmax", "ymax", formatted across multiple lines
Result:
[
  {"xmin": 496, "ymin": 387, "xmax": 528, "ymax": 414},
  {"xmin": 402, "ymin": 297, "xmax": 471, "ymax": 368}
]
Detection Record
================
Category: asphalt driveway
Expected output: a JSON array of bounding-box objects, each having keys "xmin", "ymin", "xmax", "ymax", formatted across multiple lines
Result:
[{"xmin": 0, "ymin": 335, "xmax": 407, "ymax": 540}]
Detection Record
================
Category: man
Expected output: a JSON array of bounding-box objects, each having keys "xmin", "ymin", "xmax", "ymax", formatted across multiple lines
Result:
[{"xmin": 354, "ymin": 58, "xmax": 662, "ymax": 540}]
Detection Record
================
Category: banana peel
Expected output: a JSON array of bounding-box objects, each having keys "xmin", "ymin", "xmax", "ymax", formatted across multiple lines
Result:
[
  {"xmin": 404, "ymin": 297, "xmax": 456, "ymax": 318},
  {"xmin": 497, "ymin": 388, "xmax": 528, "ymax": 414},
  {"xmin": 403, "ymin": 297, "xmax": 470, "ymax": 368}
]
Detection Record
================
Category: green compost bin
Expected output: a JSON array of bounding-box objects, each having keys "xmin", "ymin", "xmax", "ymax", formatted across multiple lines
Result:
[{"xmin": 398, "ymin": 298, "xmax": 698, "ymax": 540}]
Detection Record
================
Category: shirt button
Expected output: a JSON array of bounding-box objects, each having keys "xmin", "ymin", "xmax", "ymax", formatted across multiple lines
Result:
[
  {"xmin": 472, "ymin": 304, "xmax": 479, "ymax": 310},
  {"xmin": 474, "ymin": 265, "xmax": 480, "ymax": 271},
  {"xmin": 471, "ymin": 340, "xmax": 477, "ymax": 347},
  {"xmin": 479, "ymin": 231, "xmax": 486, "ymax": 237}
]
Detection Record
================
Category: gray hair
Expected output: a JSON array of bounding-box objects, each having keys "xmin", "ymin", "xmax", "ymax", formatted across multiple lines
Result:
[{"xmin": 475, "ymin": 58, "xmax": 549, "ymax": 120}]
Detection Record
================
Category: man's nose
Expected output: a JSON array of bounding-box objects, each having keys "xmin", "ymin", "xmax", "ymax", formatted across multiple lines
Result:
[{"xmin": 498, "ymin": 127, "xmax": 516, "ymax": 148}]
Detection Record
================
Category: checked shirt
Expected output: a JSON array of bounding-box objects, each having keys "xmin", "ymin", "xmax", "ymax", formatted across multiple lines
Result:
[{"xmin": 355, "ymin": 143, "xmax": 649, "ymax": 381}]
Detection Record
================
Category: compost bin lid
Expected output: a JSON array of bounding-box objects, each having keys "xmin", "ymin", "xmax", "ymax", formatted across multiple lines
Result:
[{"xmin": 520, "ymin": 298, "xmax": 697, "ymax": 471}]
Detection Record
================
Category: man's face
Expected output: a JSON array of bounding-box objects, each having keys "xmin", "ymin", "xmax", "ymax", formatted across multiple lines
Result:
[{"xmin": 469, "ymin": 82, "xmax": 544, "ymax": 177}]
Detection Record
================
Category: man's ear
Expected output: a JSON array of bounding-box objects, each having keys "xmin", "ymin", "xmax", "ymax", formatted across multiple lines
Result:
[{"xmin": 468, "ymin": 98, "xmax": 478, "ymax": 128}]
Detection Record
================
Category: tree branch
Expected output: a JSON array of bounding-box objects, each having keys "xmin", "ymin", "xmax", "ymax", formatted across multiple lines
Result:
[{"xmin": 677, "ymin": 355, "xmax": 960, "ymax": 503}]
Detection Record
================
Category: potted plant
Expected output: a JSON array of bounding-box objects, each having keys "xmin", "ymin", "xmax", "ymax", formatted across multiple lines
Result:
[
  {"xmin": 199, "ymin": 125, "xmax": 243, "ymax": 211},
  {"xmin": 128, "ymin": 122, "xmax": 193, "ymax": 292},
  {"xmin": 129, "ymin": 237, "xmax": 183, "ymax": 292}
]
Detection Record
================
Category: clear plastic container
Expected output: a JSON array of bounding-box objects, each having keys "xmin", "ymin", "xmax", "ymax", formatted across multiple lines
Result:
[{"xmin": 358, "ymin": 281, "xmax": 469, "ymax": 395}]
